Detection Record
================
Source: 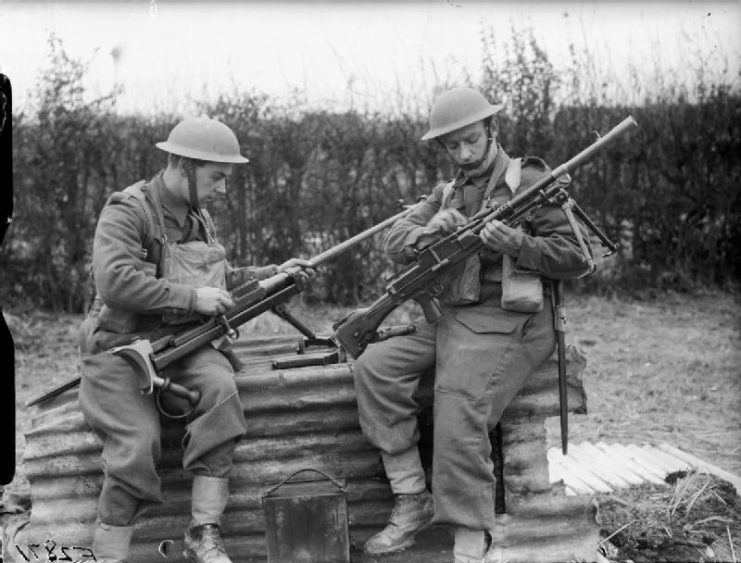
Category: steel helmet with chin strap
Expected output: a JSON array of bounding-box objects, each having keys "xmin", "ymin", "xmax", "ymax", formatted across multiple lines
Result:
[
  {"xmin": 421, "ymin": 87, "xmax": 503, "ymax": 141},
  {"xmin": 156, "ymin": 116, "xmax": 248, "ymax": 164}
]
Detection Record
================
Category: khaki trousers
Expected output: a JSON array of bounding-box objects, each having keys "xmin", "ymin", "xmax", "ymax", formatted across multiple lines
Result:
[
  {"xmin": 78, "ymin": 320, "xmax": 246, "ymax": 526},
  {"xmin": 353, "ymin": 287, "xmax": 555, "ymax": 529}
]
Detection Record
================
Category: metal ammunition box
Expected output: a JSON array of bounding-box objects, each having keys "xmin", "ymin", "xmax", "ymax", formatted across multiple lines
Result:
[{"xmin": 262, "ymin": 469, "xmax": 350, "ymax": 563}]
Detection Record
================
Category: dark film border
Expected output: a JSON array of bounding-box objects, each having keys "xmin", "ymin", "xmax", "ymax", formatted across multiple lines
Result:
[{"xmin": 1, "ymin": 73, "xmax": 16, "ymax": 486}]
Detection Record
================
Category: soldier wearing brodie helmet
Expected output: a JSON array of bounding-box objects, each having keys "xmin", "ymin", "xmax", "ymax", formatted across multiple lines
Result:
[
  {"xmin": 78, "ymin": 116, "xmax": 311, "ymax": 563},
  {"xmin": 352, "ymin": 88, "xmax": 592, "ymax": 562}
]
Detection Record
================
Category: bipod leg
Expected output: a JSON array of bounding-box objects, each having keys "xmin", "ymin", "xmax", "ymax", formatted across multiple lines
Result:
[
  {"xmin": 271, "ymin": 302, "xmax": 335, "ymax": 351},
  {"xmin": 271, "ymin": 348, "xmax": 345, "ymax": 370},
  {"xmin": 569, "ymin": 199, "xmax": 619, "ymax": 256}
]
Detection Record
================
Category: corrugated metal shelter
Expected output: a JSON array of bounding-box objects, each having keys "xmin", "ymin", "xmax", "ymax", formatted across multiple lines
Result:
[
  {"xmin": 549, "ymin": 441, "xmax": 741, "ymax": 497},
  {"xmin": 14, "ymin": 334, "xmax": 600, "ymax": 562}
]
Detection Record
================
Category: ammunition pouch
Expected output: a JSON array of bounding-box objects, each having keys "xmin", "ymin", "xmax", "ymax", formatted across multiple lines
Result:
[{"xmin": 500, "ymin": 254, "xmax": 544, "ymax": 313}]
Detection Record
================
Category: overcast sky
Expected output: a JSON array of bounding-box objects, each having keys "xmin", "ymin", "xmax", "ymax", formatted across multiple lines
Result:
[{"xmin": 0, "ymin": 1, "xmax": 739, "ymax": 115}]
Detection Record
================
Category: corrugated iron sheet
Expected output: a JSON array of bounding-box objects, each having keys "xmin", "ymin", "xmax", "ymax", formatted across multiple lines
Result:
[
  {"xmin": 549, "ymin": 441, "xmax": 741, "ymax": 497},
  {"xmin": 14, "ymin": 335, "xmax": 600, "ymax": 563}
]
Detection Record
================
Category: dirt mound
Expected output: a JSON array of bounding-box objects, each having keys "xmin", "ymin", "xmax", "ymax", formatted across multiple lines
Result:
[{"xmin": 598, "ymin": 471, "xmax": 740, "ymax": 562}]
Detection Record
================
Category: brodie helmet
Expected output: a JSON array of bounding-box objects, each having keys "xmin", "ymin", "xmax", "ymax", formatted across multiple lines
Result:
[
  {"xmin": 156, "ymin": 116, "xmax": 248, "ymax": 164},
  {"xmin": 421, "ymin": 87, "xmax": 503, "ymax": 141}
]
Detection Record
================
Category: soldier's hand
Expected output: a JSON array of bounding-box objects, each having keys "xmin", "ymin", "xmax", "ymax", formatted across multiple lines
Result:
[
  {"xmin": 426, "ymin": 209, "xmax": 467, "ymax": 234},
  {"xmin": 194, "ymin": 287, "xmax": 235, "ymax": 316},
  {"xmin": 480, "ymin": 220, "xmax": 523, "ymax": 256},
  {"xmin": 278, "ymin": 258, "xmax": 316, "ymax": 288}
]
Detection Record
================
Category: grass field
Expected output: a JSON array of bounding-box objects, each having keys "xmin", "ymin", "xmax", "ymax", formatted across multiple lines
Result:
[
  {"xmin": 563, "ymin": 290, "xmax": 741, "ymax": 477},
  {"xmin": 4, "ymin": 289, "xmax": 741, "ymax": 561}
]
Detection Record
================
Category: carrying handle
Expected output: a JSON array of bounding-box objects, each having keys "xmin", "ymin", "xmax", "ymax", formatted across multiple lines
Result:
[{"xmin": 262, "ymin": 468, "xmax": 347, "ymax": 498}]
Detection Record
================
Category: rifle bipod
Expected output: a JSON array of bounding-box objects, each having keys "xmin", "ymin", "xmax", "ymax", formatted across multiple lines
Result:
[
  {"xmin": 270, "ymin": 303, "xmax": 345, "ymax": 369},
  {"xmin": 269, "ymin": 303, "xmax": 417, "ymax": 369}
]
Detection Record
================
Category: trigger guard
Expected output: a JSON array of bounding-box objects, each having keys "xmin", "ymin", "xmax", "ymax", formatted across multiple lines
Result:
[{"xmin": 428, "ymin": 279, "xmax": 444, "ymax": 297}]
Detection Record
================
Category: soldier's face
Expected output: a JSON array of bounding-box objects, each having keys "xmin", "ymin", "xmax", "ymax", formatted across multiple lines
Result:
[
  {"xmin": 193, "ymin": 162, "xmax": 233, "ymax": 205},
  {"xmin": 440, "ymin": 121, "xmax": 490, "ymax": 170}
]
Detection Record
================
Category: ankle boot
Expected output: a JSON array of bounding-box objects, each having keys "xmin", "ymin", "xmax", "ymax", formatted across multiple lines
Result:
[
  {"xmin": 183, "ymin": 524, "xmax": 232, "ymax": 563},
  {"xmin": 363, "ymin": 490, "xmax": 434, "ymax": 555}
]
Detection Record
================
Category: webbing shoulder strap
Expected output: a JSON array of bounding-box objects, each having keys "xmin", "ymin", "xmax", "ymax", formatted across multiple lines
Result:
[
  {"xmin": 122, "ymin": 180, "xmax": 166, "ymax": 266},
  {"xmin": 196, "ymin": 208, "xmax": 218, "ymax": 244},
  {"xmin": 440, "ymin": 180, "xmax": 456, "ymax": 209},
  {"xmin": 442, "ymin": 157, "xmax": 522, "ymax": 213}
]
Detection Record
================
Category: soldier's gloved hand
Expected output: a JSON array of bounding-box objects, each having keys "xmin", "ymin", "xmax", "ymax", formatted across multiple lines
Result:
[
  {"xmin": 195, "ymin": 287, "xmax": 235, "ymax": 316},
  {"xmin": 278, "ymin": 258, "xmax": 316, "ymax": 289},
  {"xmin": 480, "ymin": 220, "xmax": 524, "ymax": 256},
  {"xmin": 426, "ymin": 209, "xmax": 467, "ymax": 235}
]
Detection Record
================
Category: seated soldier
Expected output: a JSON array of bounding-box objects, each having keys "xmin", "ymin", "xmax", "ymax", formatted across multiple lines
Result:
[{"xmin": 353, "ymin": 87, "xmax": 591, "ymax": 563}]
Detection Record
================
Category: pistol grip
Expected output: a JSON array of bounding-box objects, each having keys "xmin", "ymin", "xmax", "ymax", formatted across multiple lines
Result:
[{"xmin": 415, "ymin": 293, "xmax": 443, "ymax": 323}]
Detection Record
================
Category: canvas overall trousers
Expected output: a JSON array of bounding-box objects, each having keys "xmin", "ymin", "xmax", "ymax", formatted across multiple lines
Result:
[{"xmin": 79, "ymin": 180, "xmax": 246, "ymax": 526}]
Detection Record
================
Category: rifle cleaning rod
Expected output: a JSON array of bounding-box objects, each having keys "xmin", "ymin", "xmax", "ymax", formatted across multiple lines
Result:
[
  {"xmin": 153, "ymin": 206, "xmax": 416, "ymax": 365},
  {"xmin": 308, "ymin": 207, "xmax": 414, "ymax": 267}
]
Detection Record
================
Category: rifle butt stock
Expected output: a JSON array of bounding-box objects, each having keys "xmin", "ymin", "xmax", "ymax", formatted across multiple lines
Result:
[{"xmin": 334, "ymin": 297, "xmax": 398, "ymax": 359}]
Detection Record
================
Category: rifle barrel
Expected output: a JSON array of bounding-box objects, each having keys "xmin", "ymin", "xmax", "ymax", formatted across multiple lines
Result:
[
  {"xmin": 471, "ymin": 115, "xmax": 638, "ymax": 234},
  {"xmin": 552, "ymin": 116, "xmax": 638, "ymax": 178}
]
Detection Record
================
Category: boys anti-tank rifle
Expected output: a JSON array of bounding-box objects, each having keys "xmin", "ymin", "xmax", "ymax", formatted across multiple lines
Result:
[
  {"xmin": 332, "ymin": 116, "xmax": 638, "ymax": 456},
  {"xmin": 333, "ymin": 116, "xmax": 637, "ymax": 359},
  {"xmin": 26, "ymin": 206, "xmax": 414, "ymax": 411}
]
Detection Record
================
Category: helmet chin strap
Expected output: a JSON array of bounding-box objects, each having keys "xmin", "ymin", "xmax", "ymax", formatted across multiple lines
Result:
[
  {"xmin": 460, "ymin": 138, "xmax": 497, "ymax": 178},
  {"xmin": 181, "ymin": 159, "xmax": 201, "ymax": 209},
  {"xmin": 454, "ymin": 119, "xmax": 498, "ymax": 177}
]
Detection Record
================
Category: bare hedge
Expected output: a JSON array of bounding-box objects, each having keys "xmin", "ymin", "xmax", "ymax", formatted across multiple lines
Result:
[{"xmin": 2, "ymin": 35, "xmax": 739, "ymax": 313}]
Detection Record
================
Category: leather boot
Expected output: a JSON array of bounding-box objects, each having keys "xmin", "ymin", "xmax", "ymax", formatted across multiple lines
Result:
[
  {"xmin": 90, "ymin": 521, "xmax": 133, "ymax": 563},
  {"xmin": 363, "ymin": 490, "xmax": 434, "ymax": 555},
  {"xmin": 183, "ymin": 524, "xmax": 232, "ymax": 563}
]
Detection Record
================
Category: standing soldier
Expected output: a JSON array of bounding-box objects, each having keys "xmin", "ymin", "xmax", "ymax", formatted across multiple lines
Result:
[
  {"xmin": 78, "ymin": 116, "xmax": 311, "ymax": 563},
  {"xmin": 353, "ymin": 88, "xmax": 592, "ymax": 563}
]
